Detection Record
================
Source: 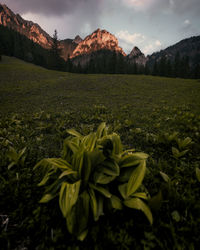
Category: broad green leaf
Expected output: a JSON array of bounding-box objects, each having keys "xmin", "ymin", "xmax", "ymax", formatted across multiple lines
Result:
[
  {"xmin": 97, "ymin": 195, "xmax": 104, "ymax": 218},
  {"xmin": 63, "ymin": 137, "xmax": 80, "ymax": 159},
  {"xmin": 120, "ymin": 152, "xmax": 148, "ymax": 168},
  {"xmin": 81, "ymin": 151, "xmax": 92, "ymax": 185},
  {"xmin": 102, "ymin": 160, "xmax": 120, "ymax": 176},
  {"xmin": 87, "ymin": 133, "xmax": 97, "ymax": 152},
  {"xmin": 89, "ymin": 183, "xmax": 112, "ymax": 198},
  {"xmin": 67, "ymin": 128, "xmax": 83, "ymax": 138},
  {"xmin": 120, "ymin": 154, "xmax": 137, "ymax": 168},
  {"xmin": 59, "ymin": 169, "xmax": 77, "ymax": 179},
  {"xmin": 132, "ymin": 192, "xmax": 148, "ymax": 200},
  {"xmin": 127, "ymin": 160, "xmax": 146, "ymax": 197},
  {"xmin": 77, "ymin": 229, "xmax": 88, "ymax": 241},
  {"xmin": 124, "ymin": 198, "xmax": 153, "ymax": 225},
  {"xmin": 82, "ymin": 133, "xmax": 97, "ymax": 152},
  {"xmin": 59, "ymin": 180, "xmax": 81, "ymax": 217},
  {"xmin": 39, "ymin": 193, "xmax": 56, "ymax": 203},
  {"xmin": 66, "ymin": 190, "xmax": 89, "ymax": 237},
  {"xmin": 160, "ymin": 171, "xmax": 170, "ymax": 183},
  {"xmin": 93, "ymin": 171, "xmax": 116, "ymax": 184},
  {"xmin": 110, "ymin": 195, "xmax": 123, "ymax": 210},
  {"xmin": 110, "ymin": 133, "xmax": 123, "ymax": 155},
  {"xmin": 34, "ymin": 158, "xmax": 72, "ymax": 171},
  {"xmin": 96, "ymin": 122, "xmax": 106, "ymax": 139},
  {"xmin": 88, "ymin": 188, "xmax": 98, "ymax": 220},
  {"xmin": 78, "ymin": 191, "xmax": 90, "ymax": 235},
  {"xmin": 118, "ymin": 183, "xmax": 128, "ymax": 199},
  {"xmin": 72, "ymin": 150, "xmax": 84, "ymax": 175},
  {"xmin": 196, "ymin": 167, "xmax": 200, "ymax": 182}
]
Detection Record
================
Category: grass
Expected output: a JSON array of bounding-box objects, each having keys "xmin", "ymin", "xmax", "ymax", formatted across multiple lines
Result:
[
  {"xmin": 1, "ymin": 55, "xmax": 200, "ymax": 117},
  {"xmin": 0, "ymin": 56, "xmax": 200, "ymax": 249}
]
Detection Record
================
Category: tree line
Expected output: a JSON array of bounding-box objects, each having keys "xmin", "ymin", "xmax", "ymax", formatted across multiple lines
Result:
[
  {"xmin": 0, "ymin": 25, "xmax": 200, "ymax": 78},
  {"xmin": 0, "ymin": 25, "xmax": 66, "ymax": 70}
]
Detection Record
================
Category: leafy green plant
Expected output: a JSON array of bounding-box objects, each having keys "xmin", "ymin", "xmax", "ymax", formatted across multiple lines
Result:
[
  {"xmin": 34, "ymin": 123, "xmax": 152, "ymax": 240},
  {"xmin": 7, "ymin": 146, "xmax": 26, "ymax": 170}
]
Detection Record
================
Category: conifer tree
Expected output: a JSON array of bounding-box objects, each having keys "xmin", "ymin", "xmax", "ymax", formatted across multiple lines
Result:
[{"xmin": 51, "ymin": 29, "xmax": 62, "ymax": 69}]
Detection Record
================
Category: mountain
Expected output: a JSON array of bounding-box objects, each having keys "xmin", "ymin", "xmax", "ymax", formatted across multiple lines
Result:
[
  {"xmin": 1, "ymin": 3, "xmax": 199, "ymax": 77},
  {"xmin": 60, "ymin": 36, "xmax": 83, "ymax": 60},
  {"xmin": 0, "ymin": 4, "xmax": 52, "ymax": 49},
  {"xmin": 148, "ymin": 36, "xmax": 200, "ymax": 67},
  {"xmin": 127, "ymin": 46, "xmax": 147, "ymax": 66},
  {"xmin": 0, "ymin": 4, "xmax": 129, "ymax": 63},
  {"xmin": 0, "ymin": 4, "xmax": 82, "ymax": 60},
  {"xmin": 70, "ymin": 28, "xmax": 126, "ymax": 66},
  {"xmin": 72, "ymin": 28, "xmax": 126, "ymax": 58}
]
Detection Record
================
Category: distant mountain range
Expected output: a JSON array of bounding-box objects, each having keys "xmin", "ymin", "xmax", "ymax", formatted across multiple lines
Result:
[{"xmin": 0, "ymin": 3, "xmax": 200, "ymax": 69}]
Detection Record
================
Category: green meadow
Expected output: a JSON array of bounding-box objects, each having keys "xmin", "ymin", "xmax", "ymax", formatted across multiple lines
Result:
[{"xmin": 0, "ymin": 56, "xmax": 200, "ymax": 249}]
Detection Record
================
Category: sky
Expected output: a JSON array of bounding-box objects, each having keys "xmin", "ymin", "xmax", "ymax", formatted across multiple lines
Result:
[{"xmin": 2, "ymin": 0, "xmax": 200, "ymax": 55}]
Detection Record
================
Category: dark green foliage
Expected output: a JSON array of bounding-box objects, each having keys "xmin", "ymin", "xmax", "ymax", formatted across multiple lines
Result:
[
  {"xmin": 0, "ymin": 25, "xmax": 66, "ymax": 71},
  {"xmin": 148, "ymin": 35, "xmax": 200, "ymax": 79},
  {"xmin": 150, "ymin": 53, "xmax": 198, "ymax": 79},
  {"xmin": 34, "ymin": 123, "xmax": 152, "ymax": 240},
  {"xmin": 0, "ymin": 57, "xmax": 200, "ymax": 249}
]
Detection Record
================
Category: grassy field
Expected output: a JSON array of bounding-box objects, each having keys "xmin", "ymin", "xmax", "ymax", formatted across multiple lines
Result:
[
  {"xmin": 1, "ymin": 55, "xmax": 200, "ymax": 119},
  {"xmin": 0, "ymin": 56, "xmax": 200, "ymax": 249}
]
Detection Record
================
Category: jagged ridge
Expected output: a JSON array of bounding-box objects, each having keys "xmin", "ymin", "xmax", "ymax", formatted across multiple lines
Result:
[{"xmin": 72, "ymin": 28, "xmax": 126, "ymax": 58}]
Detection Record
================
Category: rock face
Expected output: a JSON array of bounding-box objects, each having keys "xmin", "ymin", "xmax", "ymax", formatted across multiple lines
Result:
[
  {"xmin": 0, "ymin": 4, "xmax": 52, "ymax": 49},
  {"xmin": 72, "ymin": 29, "xmax": 126, "ymax": 58},
  {"xmin": 73, "ymin": 35, "xmax": 83, "ymax": 44},
  {"xmin": 59, "ymin": 38, "xmax": 82, "ymax": 61},
  {"xmin": 127, "ymin": 46, "xmax": 147, "ymax": 66},
  {"xmin": 1, "ymin": 3, "xmax": 149, "ymax": 66},
  {"xmin": 0, "ymin": 3, "xmax": 82, "ymax": 60}
]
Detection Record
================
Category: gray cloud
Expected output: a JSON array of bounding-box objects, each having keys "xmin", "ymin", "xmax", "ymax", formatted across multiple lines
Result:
[
  {"xmin": 3, "ymin": 0, "xmax": 105, "ymax": 38},
  {"xmin": 172, "ymin": 0, "xmax": 200, "ymax": 14},
  {"xmin": 3, "ymin": 0, "xmax": 103, "ymax": 16},
  {"xmin": 120, "ymin": 0, "xmax": 200, "ymax": 16}
]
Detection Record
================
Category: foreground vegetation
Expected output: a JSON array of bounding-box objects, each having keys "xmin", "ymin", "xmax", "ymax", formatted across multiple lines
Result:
[{"xmin": 0, "ymin": 56, "xmax": 200, "ymax": 249}]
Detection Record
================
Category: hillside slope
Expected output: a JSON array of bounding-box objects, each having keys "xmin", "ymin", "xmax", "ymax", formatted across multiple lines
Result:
[{"xmin": 1, "ymin": 56, "xmax": 200, "ymax": 120}]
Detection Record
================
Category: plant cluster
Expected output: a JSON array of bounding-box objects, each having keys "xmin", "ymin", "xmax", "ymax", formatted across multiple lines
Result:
[{"xmin": 34, "ymin": 123, "xmax": 152, "ymax": 240}]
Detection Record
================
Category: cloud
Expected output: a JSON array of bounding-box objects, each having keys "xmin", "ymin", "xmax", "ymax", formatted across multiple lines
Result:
[
  {"xmin": 121, "ymin": 0, "xmax": 157, "ymax": 11},
  {"xmin": 3, "ymin": 0, "xmax": 103, "ymax": 16},
  {"xmin": 116, "ymin": 30, "xmax": 162, "ymax": 55},
  {"xmin": 116, "ymin": 30, "xmax": 145, "ymax": 44},
  {"xmin": 3, "ymin": 0, "xmax": 104, "ymax": 39},
  {"xmin": 183, "ymin": 19, "xmax": 191, "ymax": 27},
  {"xmin": 119, "ymin": 0, "xmax": 200, "ymax": 16}
]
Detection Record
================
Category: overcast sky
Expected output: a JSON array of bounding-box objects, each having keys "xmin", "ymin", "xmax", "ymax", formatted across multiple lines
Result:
[{"xmin": 2, "ymin": 0, "xmax": 200, "ymax": 55}]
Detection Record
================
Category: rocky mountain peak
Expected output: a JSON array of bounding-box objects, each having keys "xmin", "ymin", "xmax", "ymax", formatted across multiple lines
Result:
[
  {"xmin": 72, "ymin": 28, "xmax": 126, "ymax": 58},
  {"xmin": 73, "ymin": 35, "xmax": 82, "ymax": 44},
  {"xmin": 128, "ymin": 46, "xmax": 147, "ymax": 66},
  {"xmin": 0, "ymin": 3, "xmax": 52, "ymax": 49},
  {"xmin": 129, "ymin": 46, "xmax": 143, "ymax": 58}
]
